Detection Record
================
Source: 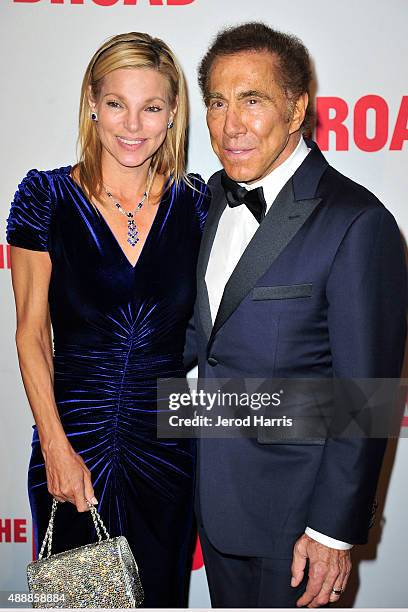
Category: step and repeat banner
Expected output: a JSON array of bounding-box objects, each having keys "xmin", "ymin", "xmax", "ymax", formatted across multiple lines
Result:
[{"xmin": 0, "ymin": 0, "xmax": 407, "ymax": 608}]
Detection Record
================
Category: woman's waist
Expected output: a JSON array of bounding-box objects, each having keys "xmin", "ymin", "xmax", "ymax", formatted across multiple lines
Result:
[{"xmin": 53, "ymin": 343, "xmax": 184, "ymax": 378}]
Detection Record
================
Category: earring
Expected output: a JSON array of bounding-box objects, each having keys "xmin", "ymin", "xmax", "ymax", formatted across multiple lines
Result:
[
  {"xmin": 167, "ymin": 120, "xmax": 174, "ymax": 129},
  {"xmin": 91, "ymin": 112, "xmax": 98, "ymax": 122}
]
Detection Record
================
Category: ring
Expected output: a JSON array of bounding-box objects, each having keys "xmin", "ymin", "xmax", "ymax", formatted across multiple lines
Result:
[{"xmin": 332, "ymin": 589, "xmax": 342, "ymax": 595}]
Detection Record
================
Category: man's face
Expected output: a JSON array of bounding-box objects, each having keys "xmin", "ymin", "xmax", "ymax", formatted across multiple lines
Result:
[{"xmin": 206, "ymin": 50, "xmax": 306, "ymax": 183}]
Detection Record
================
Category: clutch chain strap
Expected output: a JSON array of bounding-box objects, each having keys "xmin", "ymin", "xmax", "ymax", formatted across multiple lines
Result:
[{"xmin": 38, "ymin": 499, "xmax": 111, "ymax": 560}]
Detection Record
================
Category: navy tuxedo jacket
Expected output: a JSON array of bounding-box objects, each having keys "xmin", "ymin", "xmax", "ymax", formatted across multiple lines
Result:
[{"xmin": 188, "ymin": 140, "xmax": 407, "ymax": 558}]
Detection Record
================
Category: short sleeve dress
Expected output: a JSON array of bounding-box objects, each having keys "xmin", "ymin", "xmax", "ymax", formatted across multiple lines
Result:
[{"xmin": 7, "ymin": 167, "xmax": 210, "ymax": 607}]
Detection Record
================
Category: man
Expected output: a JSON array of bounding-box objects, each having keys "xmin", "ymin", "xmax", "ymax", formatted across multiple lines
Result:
[{"xmin": 187, "ymin": 23, "xmax": 407, "ymax": 608}]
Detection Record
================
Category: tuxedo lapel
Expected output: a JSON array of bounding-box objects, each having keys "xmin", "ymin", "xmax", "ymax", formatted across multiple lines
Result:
[
  {"xmin": 207, "ymin": 140, "xmax": 329, "ymax": 352},
  {"xmin": 209, "ymin": 181, "xmax": 321, "ymax": 347},
  {"xmin": 197, "ymin": 177, "xmax": 227, "ymax": 340}
]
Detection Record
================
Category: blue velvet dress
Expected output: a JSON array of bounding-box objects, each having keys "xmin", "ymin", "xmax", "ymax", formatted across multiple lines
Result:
[{"xmin": 6, "ymin": 167, "xmax": 209, "ymax": 607}]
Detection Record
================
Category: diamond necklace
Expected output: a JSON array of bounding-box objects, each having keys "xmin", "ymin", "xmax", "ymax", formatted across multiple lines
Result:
[{"xmin": 104, "ymin": 187, "xmax": 148, "ymax": 247}]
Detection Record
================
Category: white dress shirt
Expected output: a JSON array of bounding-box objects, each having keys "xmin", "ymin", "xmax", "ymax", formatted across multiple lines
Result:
[{"xmin": 205, "ymin": 136, "xmax": 352, "ymax": 551}]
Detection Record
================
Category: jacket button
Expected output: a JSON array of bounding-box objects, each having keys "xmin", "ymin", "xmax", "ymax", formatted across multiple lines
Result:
[{"xmin": 207, "ymin": 356, "xmax": 218, "ymax": 367}]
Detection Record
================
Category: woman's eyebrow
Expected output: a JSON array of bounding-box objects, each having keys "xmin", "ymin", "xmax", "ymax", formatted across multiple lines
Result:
[{"xmin": 102, "ymin": 93, "xmax": 167, "ymax": 104}]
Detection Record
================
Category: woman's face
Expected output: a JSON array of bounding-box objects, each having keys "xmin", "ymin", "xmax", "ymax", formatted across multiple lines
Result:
[{"xmin": 90, "ymin": 67, "xmax": 176, "ymax": 171}]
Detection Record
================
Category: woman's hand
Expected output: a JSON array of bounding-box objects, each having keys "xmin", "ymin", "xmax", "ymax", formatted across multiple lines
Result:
[{"xmin": 43, "ymin": 437, "xmax": 97, "ymax": 512}]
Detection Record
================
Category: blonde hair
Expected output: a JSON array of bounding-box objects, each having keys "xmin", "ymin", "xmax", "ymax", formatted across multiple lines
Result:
[{"xmin": 76, "ymin": 32, "xmax": 189, "ymax": 201}]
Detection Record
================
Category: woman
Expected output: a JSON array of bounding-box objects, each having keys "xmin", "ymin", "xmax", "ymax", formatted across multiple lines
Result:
[{"xmin": 7, "ymin": 32, "xmax": 209, "ymax": 607}]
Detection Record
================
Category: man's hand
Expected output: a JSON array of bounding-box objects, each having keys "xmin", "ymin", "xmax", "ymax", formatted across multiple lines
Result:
[{"xmin": 291, "ymin": 533, "xmax": 351, "ymax": 607}]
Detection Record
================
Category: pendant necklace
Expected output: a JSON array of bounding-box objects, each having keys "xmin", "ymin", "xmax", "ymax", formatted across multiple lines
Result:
[{"xmin": 104, "ymin": 187, "xmax": 148, "ymax": 247}]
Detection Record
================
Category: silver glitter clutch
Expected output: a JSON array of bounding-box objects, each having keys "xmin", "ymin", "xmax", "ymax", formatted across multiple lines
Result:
[{"xmin": 27, "ymin": 499, "xmax": 144, "ymax": 608}]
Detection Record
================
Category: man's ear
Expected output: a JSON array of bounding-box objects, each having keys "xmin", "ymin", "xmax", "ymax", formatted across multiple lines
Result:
[{"xmin": 289, "ymin": 92, "xmax": 309, "ymax": 134}]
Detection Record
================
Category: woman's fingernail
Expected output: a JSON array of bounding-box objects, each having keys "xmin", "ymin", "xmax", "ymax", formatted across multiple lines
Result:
[{"xmin": 91, "ymin": 496, "xmax": 98, "ymax": 505}]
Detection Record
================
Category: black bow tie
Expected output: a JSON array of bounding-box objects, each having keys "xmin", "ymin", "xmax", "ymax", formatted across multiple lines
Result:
[{"xmin": 221, "ymin": 171, "xmax": 267, "ymax": 224}]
